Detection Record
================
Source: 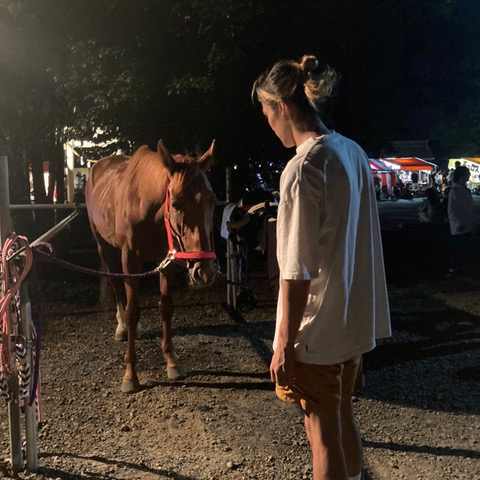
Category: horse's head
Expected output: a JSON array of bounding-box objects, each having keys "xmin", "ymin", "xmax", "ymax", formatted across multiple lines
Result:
[{"xmin": 158, "ymin": 139, "xmax": 217, "ymax": 287}]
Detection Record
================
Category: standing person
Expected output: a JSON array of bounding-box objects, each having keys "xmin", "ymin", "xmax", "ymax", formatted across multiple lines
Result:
[
  {"xmin": 448, "ymin": 166, "xmax": 474, "ymax": 275},
  {"xmin": 411, "ymin": 171, "xmax": 419, "ymax": 192},
  {"xmin": 447, "ymin": 168, "xmax": 455, "ymax": 186},
  {"xmin": 417, "ymin": 187, "xmax": 444, "ymax": 224},
  {"xmin": 417, "ymin": 187, "xmax": 448, "ymax": 265},
  {"xmin": 252, "ymin": 55, "xmax": 391, "ymax": 480}
]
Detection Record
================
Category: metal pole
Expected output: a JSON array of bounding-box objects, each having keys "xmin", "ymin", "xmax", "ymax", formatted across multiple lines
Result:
[
  {"xmin": 7, "ymin": 290, "xmax": 22, "ymax": 475},
  {"xmin": 30, "ymin": 210, "xmax": 79, "ymax": 246},
  {"xmin": 225, "ymin": 167, "xmax": 238, "ymax": 309},
  {"xmin": 9, "ymin": 203, "xmax": 86, "ymax": 210},
  {"xmin": 231, "ymin": 251, "xmax": 237, "ymax": 310},
  {"xmin": 5, "ymin": 210, "xmax": 80, "ymax": 264},
  {"xmin": 225, "ymin": 167, "xmax": 232, "ymax": 307},
  {"xmin": 0, "ymin": 155, "xmax": 13, "ymax": 244},
  {"xmin": 7, "ymin": 381, "xmax": 22, "ymax": 474},
  {"xmin": 21, "ymin": 283, "xmax": 38, "ymax": 472},
  {"xmin": 226, "ymin": 247, "xmax": 232, "ymax": 306},
  {"xmin": 0, "ymin": 156, "xmax": 23, "ymax": 473}
]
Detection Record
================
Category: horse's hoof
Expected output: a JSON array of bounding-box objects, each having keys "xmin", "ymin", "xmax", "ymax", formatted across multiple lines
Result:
[
  {"xmin": 114, "ymin": 329, "xmax": 128, "ymax": 342},
  {"xmin": 167, "ymin": 366, "xmax": 187, "ymax": 380},
  {"xmin": 121, "ymin": 377, "xmax": 141, "ymax": 393},
  {"xmin": 114, "ymin": 324, "xmax": 141, "ymax": 341},
  {"xmin": 114, "ymin": 332, "xmax": 142, "ymax": 341}
]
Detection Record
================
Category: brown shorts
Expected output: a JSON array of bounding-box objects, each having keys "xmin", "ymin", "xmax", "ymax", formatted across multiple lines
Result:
[{"xmin": 275, "ymin": 355, "xmax": 364, "ymax": 416}]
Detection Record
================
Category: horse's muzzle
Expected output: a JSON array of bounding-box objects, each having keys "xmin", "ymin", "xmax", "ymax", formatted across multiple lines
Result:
[{"xmin": 189, "ymin": 260, "xmax": 217, "ymax": 286}]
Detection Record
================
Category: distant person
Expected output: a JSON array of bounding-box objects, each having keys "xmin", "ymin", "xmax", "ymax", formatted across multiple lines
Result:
[
  {"xmin": 417, "ymin": 188, "xmax": 444, "ymax": 224},
  {"xmin": 74, "ymin": 172, "xmax": 86, "ymax": 203},
  {"xmin": 381, "ymin": 185, "xmax": 389, "ymax": 199},
  {"xmin": 441, "ymin": 169, "xmax": 449, "ymax": 191},
  {"xmin": 252, "ymin": 54, "xmax": 391, "ymax": 480},
  {"xmin": 441, "ymin": 185, "xmax": 451, "ymax": 215},
  {"xmin": 393, "ymin": 180, "xmax": 404, "ymax": 199},
  {"xmin": 411, "ymin": 171, "xmax": 419, "ymax": 192},
  {"xmin": 446, "ymin": 168, "xmax": 455, "ymax": 186},
  {"xmin": 448, "ymin": 166, "xmax": 474, "ymax": 275},
  {"xmin": 74, "ymin": 172, "xmax": 83, "ymax": 190},
  {"xmin": 392, "ymin": 184, "xmax": 399, "ymax": 199},
  {"xmin": 418, "ymin": 187, "xmax": 448, "ymax": 257},
  {"xmin": 373, "ymin": 176, "xmax": 381, "ymax": 200}
]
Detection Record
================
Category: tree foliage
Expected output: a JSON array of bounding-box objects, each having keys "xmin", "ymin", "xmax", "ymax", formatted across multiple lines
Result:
[{"xmin": 0, "ymin": 0, "xmax": 478, "ymax": 204}]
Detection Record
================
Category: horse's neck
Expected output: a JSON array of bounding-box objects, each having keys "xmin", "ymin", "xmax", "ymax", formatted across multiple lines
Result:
[{"xmin": 127, "ymin": 152, "xmax": 169, "ymax": 205}]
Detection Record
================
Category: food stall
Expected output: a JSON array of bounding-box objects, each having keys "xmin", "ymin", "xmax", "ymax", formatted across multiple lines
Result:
[
  {"xmin": 448, "ymin": 158, "xmax": 480, "ymax": 188},
  {"xmin": 381, "ymin": 157, "xmax": 437, "ymax": 192},
  {"xmin": 369, "ymin": 158, "xmax": 397, "ymax": 197}
]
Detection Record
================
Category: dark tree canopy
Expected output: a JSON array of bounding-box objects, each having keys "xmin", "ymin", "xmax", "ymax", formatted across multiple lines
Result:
[{"xmin": 0, "ymin": 0, "xmax": 479, "ymax": 202}]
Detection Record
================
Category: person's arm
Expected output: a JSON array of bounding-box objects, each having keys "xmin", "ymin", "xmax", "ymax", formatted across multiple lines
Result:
[
  {"xmin": 448, "ymin": 188, "xmax": 465, "ymax": 233},
  {"xmin": 270, "ymin": 278, "xmax": 310, "ymax": 386}
]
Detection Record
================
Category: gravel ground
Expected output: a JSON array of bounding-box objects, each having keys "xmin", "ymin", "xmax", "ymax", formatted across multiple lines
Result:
[{"xmin": 0, "ymin": 219, "xmax": 479, "ymax": 479}]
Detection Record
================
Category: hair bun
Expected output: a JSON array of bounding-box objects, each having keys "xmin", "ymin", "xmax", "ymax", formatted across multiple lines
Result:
[{"xmin": 300, "ymin": 55, "xmax": 319, "ymax": 78}]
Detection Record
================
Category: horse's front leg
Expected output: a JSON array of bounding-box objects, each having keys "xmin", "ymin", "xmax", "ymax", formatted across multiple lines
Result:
[
  {"xmin": 108, "ymin": 275, "xmax": 129, "ymax": 342},
  {"xmin": 96, "ymin": 243, "xmax": 142, "ymax": 341},
  {"xmin": 114, "ymin": 295, "xmax": 142, "ymax": 341},
  {"xmin": 121, "ymin": 271, "xmax": 141, "ymax": 393},
  {"xmin": 159, "ymin": 265, "xmax": 186, "ymax": 380}
]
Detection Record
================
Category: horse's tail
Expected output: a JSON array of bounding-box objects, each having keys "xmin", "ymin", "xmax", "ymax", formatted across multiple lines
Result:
[{"xmin": 99, "ymin": 262, "xmax": 116, "ymax": 311}]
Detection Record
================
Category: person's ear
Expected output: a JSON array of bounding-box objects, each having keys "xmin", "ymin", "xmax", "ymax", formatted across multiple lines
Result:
[{"xmin": 278, "ymin": 100, "xmax": 288, "ymax": 119}]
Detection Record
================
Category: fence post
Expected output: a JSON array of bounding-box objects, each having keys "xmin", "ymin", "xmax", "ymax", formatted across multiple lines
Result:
[
  {"xmin": 0, "ymin": 156, "xmax": 23, "ymax": 473},
  {"xmin": 225, "ymin": 167, "xmax": 237, "ymax": 309},
  {"xmin": 20, "ymin": 283, "xmax": 38, "ymax": 471},
  {"xmin": 225, "ymin": 167, "xmax": 231, "ymax": 307},
  {"xmin": 0, "ymin": 155, "xmax": 13, "ymax": 244}
]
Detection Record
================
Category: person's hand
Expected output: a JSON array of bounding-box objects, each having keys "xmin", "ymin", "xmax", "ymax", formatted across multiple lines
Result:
[{"xmin": 270, "ymin": 345, "xmax": 296, "ymax": 387}]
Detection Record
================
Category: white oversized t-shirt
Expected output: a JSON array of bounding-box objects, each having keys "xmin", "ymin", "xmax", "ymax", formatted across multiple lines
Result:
[
  {"xmin": 448, "ymin": 183, "xmax": 473, "ymax": 235},
  {"xmin": 274, "ymin": 133, "xmax": 391, "ymax": 365}
]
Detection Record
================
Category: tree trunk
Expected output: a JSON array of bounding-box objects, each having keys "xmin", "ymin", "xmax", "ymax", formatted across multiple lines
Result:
[
  {"xmin": 46, "ymin": 141, "xmax": 65, "ymax": 204},
  {"xmin": 7, "ymin": 147, "xmax": 30, "ymax": 204},
  {"xmin": 29, "ymin": 146, "xmax": 47, "ymax": 205},
  {"xmin": 28, "ymin": 144, "xmax": 54, "ymax": 238}
]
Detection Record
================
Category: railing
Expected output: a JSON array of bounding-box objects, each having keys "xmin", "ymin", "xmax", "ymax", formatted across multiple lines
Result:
[
  {"xmin": 0, "ymin": 157, "xmax": 85, "ymax": 474},
  {"xmin": 0, "ymin": 157, "xmax": 36, "ymax": 472}
]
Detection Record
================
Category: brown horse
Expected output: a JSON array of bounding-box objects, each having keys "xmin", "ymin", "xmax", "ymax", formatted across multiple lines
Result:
[{"xmin": 85, "ymin": 140, "xmax": 217, "ymax": 393}]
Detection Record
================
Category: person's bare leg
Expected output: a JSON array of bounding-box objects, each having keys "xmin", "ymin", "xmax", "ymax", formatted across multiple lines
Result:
[
  {"xmin": 340, "ymin": 396, "xmax": 363, "ymax": 478},
  {"xmin": 304, "ymin": 411, "xmax": 348, "ymax": 480}
]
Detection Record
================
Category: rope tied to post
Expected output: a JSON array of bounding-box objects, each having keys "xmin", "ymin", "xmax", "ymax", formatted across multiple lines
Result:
[
  {"xmin": 0, "ymin": 234, "xmax": 33, "ymax": 383},
  {"xmin": 32, "ymin": 241, "xmax": 164, "ymax": 278}
]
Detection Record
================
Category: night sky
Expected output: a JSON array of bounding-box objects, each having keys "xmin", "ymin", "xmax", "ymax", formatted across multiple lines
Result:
[{"xmin": 0, "ymin": 0, "xmax": 479, "ymax": 201}]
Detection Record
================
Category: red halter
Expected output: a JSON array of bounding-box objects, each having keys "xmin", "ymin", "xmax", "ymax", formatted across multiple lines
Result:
[{"xmin": 160, "ymin": 177, "xmax": 216, "ymax": 270}]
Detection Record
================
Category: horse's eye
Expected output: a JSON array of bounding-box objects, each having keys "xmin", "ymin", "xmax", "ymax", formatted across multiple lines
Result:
[{"xmin": 171, "ymin": 202, "xmax": 181, "ymax": 211}]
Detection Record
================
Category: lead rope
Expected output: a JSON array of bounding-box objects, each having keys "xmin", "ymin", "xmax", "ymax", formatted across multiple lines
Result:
[{"xmin": 0, "ymin": 234, "xmax": 34, "ymax": 403}]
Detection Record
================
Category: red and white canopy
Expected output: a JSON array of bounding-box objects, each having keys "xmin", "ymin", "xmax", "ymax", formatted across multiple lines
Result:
[
  {"xmin": 369, "ymin": 158, "xmax": 393, "ymax": 172},
  {"xmin": 381, "ymin": 157, "xmax": 437, "ymax": 171},
  {"xmin": 369, "ymin": 158, "xmax": 396, "ymax": 191}
]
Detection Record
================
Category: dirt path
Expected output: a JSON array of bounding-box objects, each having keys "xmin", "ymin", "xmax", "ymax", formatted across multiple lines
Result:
[{"xmin": 0, "ymin": 271, "xmax": 479, "ymax": 479}]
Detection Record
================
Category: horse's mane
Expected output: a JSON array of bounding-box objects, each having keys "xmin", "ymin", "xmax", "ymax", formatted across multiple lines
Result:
[
  {"xmin": 125, "ymin": 145, "xmax": 206, "ymax": 192},
  {"xmin": 172, "ymin": 151, "xmax": 202, "ymax": 164},
  {"xmin": 130, "ymin": 145, "xmax": 201, "ymax": 165},
  {"xmin": 126, "ymin": 145, "xmax": 157, "ymax": 166}
]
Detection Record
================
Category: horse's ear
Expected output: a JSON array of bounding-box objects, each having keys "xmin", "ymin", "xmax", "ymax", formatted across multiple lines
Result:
[
  {"xmin": 198, "ymin": 139, "xmax": 215, "ymax": 171},
  {"xmin": 157, "ymin": 139, "xmax": 176, "ymax": 173}
]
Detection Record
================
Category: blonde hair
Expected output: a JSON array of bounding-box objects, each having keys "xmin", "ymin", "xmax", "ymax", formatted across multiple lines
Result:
[{"xmin": 252, "ymin": 54, "xmax": 338, "ymax": 113}]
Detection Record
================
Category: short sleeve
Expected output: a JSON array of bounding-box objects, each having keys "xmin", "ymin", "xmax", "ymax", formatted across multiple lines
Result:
[{"xmin": 277, "ymin": 160, "xmax": 324, "ymax": 280}]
